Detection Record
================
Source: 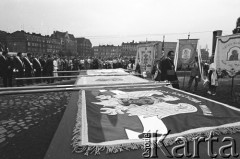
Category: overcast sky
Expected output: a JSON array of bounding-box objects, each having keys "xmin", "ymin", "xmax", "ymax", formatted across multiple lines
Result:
[{"xmin": 1, "ymin": 0, "xmax": 240, "ymax": 53}]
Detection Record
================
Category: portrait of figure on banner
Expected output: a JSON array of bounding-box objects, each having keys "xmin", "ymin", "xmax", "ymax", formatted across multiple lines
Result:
[
  {"xmin": 177, "ymin": 41, "xmax": 197, "ymax": 71},
  {"xmin": 215, "ymin": 34, "xmax": 240, "ymax": 77},
  {"xmin": 182, "ymin": 48, "xmax": 191, "ymax": 62},
  {"xmin": 227, "ymin": 48, "xmax": 240, "ymax": 61}
]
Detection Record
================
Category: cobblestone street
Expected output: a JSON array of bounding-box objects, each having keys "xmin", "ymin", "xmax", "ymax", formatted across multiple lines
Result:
[{"xmin": 0, "ymin": 91, "xmax": 71, "ymax": 159}]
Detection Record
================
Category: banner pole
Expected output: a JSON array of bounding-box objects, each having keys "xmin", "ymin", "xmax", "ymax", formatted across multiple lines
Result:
[
  {"xmin": 182, "ymin": 67, "xmax": 186, "ymax": 89},
  {"xmin": 231, "ymin": 77, "xmax": 234, "ymax": 97}
]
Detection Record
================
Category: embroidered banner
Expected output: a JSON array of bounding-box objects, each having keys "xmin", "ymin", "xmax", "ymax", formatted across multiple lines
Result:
[
  {"xmin": 75, "ymin": 75, "xmax": 149, "ymax": 85},
  {"xmin": 214, "ymin": 34, "xmax": 240, "ymax": 77},
  {"xmin": 73, "ymin": 86, "xmax": 240, "ymax": 155},
  {"xmin": 86, "ymin": 68, "xmax": 129, "ymax": 76},
  {"xmin": 175, "ymin": 39, "xmax": 198, "ymax": 70},
  {"xmin": 136, "ymin": 43, "xmax": 156, "ymax": 73}
]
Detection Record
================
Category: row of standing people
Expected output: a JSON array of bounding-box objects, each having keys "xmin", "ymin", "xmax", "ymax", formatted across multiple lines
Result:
[
  {"xmin": 0, "ymin": 51, "xmax": 56, "ymax": 87},
  {"xmin": 0, "ymin": 52, "xmax": 76, "ymax": 87},
  {"xmin": 0, "ymin": 51, "xmax": 137, "ymax": 87}
]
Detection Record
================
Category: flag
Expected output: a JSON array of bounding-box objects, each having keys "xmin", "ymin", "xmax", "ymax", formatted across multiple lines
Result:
[
  {"xmin": 162, "ymin": 35, "xmax": 165, "ymax": 55},
  {"xmin": 136, "ymin": 43, "xmax": 156, "ymax": 73},
  {"xmin": 175, "ymin": 39, "xmax": 199, "ymax": 70},
  {"xmin": 197, "ymin": 43, "xmax": 205, "ymax": 80},
  {"xmin": 214, "ymin": 34, "xmax": 240, "ymax": 77},
  {"xmin": 73, "ymin": 85, "xmax": 240, "ymax": 155}
]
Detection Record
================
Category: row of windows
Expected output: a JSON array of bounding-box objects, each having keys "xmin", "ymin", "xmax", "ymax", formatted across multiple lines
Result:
[{"xmin": 26, "ymin": 35, "xmax": 61, "ymax": 44}]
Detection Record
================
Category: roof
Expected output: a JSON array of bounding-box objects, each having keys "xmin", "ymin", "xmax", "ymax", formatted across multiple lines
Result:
[
  {"xmin": 76, "ymin": 38, "xmax": 85, "ymax": 43},
  {"xmin": 53, "ymin": 31, "xmax": 66, "ymax": 38},
  {"xmin": 68, "ymin": 34, "xmax": 75, "ymax": 40}
]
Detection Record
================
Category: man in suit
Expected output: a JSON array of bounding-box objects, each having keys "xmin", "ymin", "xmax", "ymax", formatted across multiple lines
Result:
[
  {"xmin": 186, "ymin": 57, "xmax": 201, "ymax": 93},
  {"xmin": 13, "ymin": 52, "xmax": 25, "ymax": 86},
  {"xmin": 161, "ymin": 51, "xmax": 179, "ymax": 89},
  {"xmin": 33, "ymin": 55, "xmax": 42, "ymax": 83},
  {"xmin": 0, "ymin": 51, "xmax": 13, "ymax": 87},
  {"xmin": 22, "ymin": 53, "xmax": 33, "ymax": 85},
  {"xmin": 45, "ymin": 55, "xmax": 54, "ymax": 83},
  {"xmin": 39, "ymin": 54, "xmax": 47, "ymax": 82}
]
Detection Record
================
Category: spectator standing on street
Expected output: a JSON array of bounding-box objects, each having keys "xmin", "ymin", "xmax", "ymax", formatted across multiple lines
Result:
[
  {"xmin": 0, "ymin": 50, "xmax": 13, "ymax": 87},
  {"xmin": 32, "ymin": 55, "xmax": 42, "ymax": 83},
  {"xmin": 45, "ymin": 55, "xmax": 54, "ymax": 83},
  {"xmin": 22, "ymin": 53, "xmax": 33, "ymax": 85},
  {"xmin": 14, "ymin": 52, "xmax": 24, "ymax": 86},
  {"xmin": 53, "ymin": 55, "xmax": 58, "ymax": 78},
  {"xmin": 186, "ymin": 57, "xmax": 201, "ymax": 93},
  {"xmin": 207, "ymin": 57, "xmax": 218, "ymax": 95}
]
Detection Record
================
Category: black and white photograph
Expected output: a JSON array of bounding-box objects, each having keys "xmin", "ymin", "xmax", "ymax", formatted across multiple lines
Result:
[{"xmin": 0, "ymin": 0, "xmax": 240, "ymax": 158}]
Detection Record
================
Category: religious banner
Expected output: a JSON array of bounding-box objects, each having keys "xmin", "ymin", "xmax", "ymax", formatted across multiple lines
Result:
[
  {"xmin": 136, "ymin": 43, "xmax": 156, "ymax": 73},
  {"xmin": 86, "ymin": 68, "xmax": 129, "ymax": 76},
  {"xmin": 175, "ymin": 39, "xmax": 199, "ymax": 70},
  {"xmin": 75, "ymin": 75, "xmax": 149, "ymax": 85},
  {"xmin": 214, "ymin": 34, "xmax": 240, "ymax": 77},
  {"xmin": 73, "ymin": 85, "xmax": 240, "ymax": 155}
]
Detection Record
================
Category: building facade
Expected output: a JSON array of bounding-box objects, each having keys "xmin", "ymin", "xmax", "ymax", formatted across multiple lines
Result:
[
  {"xmin": 0, "ymin": 30, "xmax": 9, "ymax": 51},
  {"xmin": 121, "ymin": 40, "xmax": 138, "ymax": 57},
  {"xmin": 51, "ymin": 31, "xmax": 77, "ymax": 56},
  {"xmin": 5, "ymin": 30, "xmax": 61, "ymax": 55},
  {"xmin": 76, "ymin": 38, "xmax": 92, "ymax": 57},
  {"xmin": 93, "ymin": 45, "xmax": 121, "ymax": 59}
]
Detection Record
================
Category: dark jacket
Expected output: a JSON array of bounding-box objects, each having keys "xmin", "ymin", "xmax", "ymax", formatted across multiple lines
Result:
[
  {"xmin": 45, "ymin": 58, "xmax": 54, "ymax": 72},
  {"xmin": 161, "ymin": 57, "xmax": 178, "ymax": 82},
  {"xmin": 22, "ymin": 57, "xmax": 33, "ymax": 73},
  {"xmin": 0, "ymin": 55, "xmax": 11, "ymax": 76},
  {"xmin": 33, "ymin": 58, "xmax": 42, "ymax": 70},
  {"xmin": 13, "ymin": 56, "xmax": 24, "ymax": 72}
]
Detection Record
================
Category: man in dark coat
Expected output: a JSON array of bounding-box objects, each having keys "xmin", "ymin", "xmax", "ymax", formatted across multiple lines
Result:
[
  {"xmin": 0, "ymin": 51, "xmax": 13, "ymax": 87},
  {"xmin": 13, "ymin": 52, "xmax": 25, "ymax": 86},
  {"xmin": 39, "ymin": 54, "xmax": 47, "ymax": 82},
  {"xmin": 32, "ymin": 55, "xmax": 42, "ymax": 83},
  {"xmin": 161, "ymin": 51, "xmax": 179, "ymax": 89},
  {"xmin": 22, "ymin": 53, "xmax": 33, "ymax": 85},
  {"xmin": 45, "ymin": 55, "xmax": 54, "ymax": 83}
]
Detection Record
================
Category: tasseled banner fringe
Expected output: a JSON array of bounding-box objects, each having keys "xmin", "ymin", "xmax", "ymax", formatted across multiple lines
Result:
[{"xmin": 72, "ymin": 91, "xmax": 240, "ymax": 155}]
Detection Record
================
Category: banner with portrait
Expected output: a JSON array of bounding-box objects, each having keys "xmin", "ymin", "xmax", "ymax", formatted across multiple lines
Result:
[
  {"xmin": 175, "ymin": 39, "xmax": 198, "ymax": 70},
  {"xmin": 214, "ymin": 34, "xmax": 240, "ymax": 77}
]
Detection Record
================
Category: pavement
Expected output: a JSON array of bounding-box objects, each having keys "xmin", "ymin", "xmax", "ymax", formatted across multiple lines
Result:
[{"xmin": 0, "ymin": 91, "xmax": 72, "ymax": 159}]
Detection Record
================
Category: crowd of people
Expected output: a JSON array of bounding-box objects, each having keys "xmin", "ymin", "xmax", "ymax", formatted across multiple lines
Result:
[
  {"xmin": 0, "ymin": 50, "xmax": 219, "ymax": 96},
  {"xmin": 0, "ymin": 51, "xmax": 136, "ymax": 87}
]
